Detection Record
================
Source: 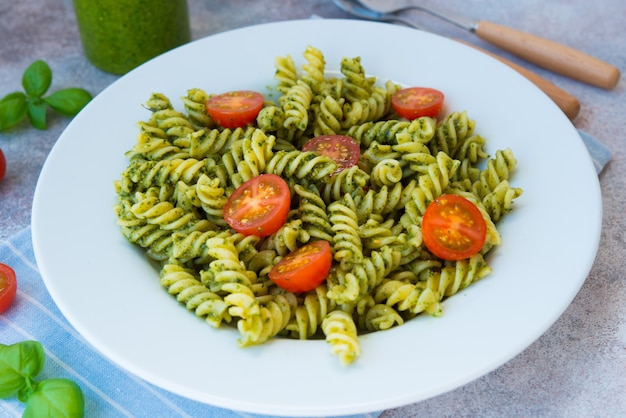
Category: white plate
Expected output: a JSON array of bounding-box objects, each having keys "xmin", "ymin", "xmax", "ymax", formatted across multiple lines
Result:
[{"xmin": 32, "ymin": 19, "xmax": 601, "ymax": 416}]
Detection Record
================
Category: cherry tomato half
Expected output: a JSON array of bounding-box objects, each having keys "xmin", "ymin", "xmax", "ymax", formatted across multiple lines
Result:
[
  {"xmin": 206, "ymin": 90, "xmax": 265, "ymax": 129},
  {"xmin": 421, "ymin": 194, "xmax": 487, "ymax": 261},
  {"xmin": 0, "ymin": 148, "xmax": 6, "ymax": 182},
  {"xmin": 0, "ymin": 263, "xmax": 17, "ymax": 314},
  {"xmin": 302, "ymin": 135, "xmax": 360, "ymax": 175},
  {"xmin": 269, "ymin": 240, "xmax": 333, "ymax": 293},
  {"xmin": 391, "ymin": 87, "xmax": 445, "ymax": 120},
  {"xmin": 223, "ymin": 174, "xmax": 290, "ymax": 237}
]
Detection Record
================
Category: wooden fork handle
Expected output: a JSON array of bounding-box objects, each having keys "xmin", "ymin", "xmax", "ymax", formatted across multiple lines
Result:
[
  {"xmin": 474, "ymin": 21, "xmax": 620, "ymax": 90},
  {"xmin": 456, "ymin": 39, "xmax": 580, "ymax": 120}
]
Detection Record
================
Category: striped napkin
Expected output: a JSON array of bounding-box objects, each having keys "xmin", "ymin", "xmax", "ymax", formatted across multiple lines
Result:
[{"xmin": 0, "ymin": 227, "xmax": 380, "ymax": 418}]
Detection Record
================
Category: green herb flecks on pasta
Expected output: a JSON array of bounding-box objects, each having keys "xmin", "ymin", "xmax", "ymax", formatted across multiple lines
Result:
[{"xmin": 113, "ymin": 45, "xmax": 523, "ymax": 366}]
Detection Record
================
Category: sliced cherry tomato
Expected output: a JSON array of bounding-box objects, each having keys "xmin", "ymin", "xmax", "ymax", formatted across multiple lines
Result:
[
  {"xmin": 392, "ymin": 87, "xmax": 445, "ymax": 119},
  {"xmin": 0, "ymin": 148, "xmax": 6, "ymax": 182},
  {"xmin": 269, "ymin": 240, "xmax": 332, "ymax": 293},
  {"xmin": 0, "ymin": 263, "xmax": 17, "ymax": 314},
  {"xmin": 206, "ymin": 90, "xmax": 264, "ymax": 129},
  {"xmin": 223, "ymin": 174, "xmax": 290, "ymax": 237},
  {"xmin": 302, "ymin": 135, "xmax": 360, "ymax": 175},
  {"xmin": 421, "ymin": 194, "xmax": 487, "ymax": 261}
]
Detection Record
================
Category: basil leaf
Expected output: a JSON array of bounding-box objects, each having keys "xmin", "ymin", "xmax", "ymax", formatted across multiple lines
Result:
[
  {"xmin": 44, "ymin": 88, "xmax": 92, "ymax": 116},
  {"xmin": 0, "ymin": 341, "xmax": 45, "ymax": 398},
  {"xmin": 22, "ymin": 60, "xmax": 52, "ymax": 98},
  {"xmin": 28, "ymin": 98, "xmax": 48, "ymax": 130},
  {"xmin": 0, "ymin": 91, "xmax": 27, "ymax": 104},
  {"xmin": 0, "ymin": 92, "xmax": 28, "ymax": 131},
  {"xmin": 23, "ymin": 378, "xmax": 84, "ymax": 418}
]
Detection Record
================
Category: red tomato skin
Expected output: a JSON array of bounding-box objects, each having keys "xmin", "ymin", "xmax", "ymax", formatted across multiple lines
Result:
[
  {"xmin": 0, "ymin": 263, "xmax": 17, "ymax": 314},
  {"xmin": 206, "ymin": 90, "xmax": 264, "ymax": 129},
  {"xmin": 421, "ymin": 194, "xmax": 487, "ymax": 261},
  {"xmin": 392, "ymin": 87, "xmax": 445, "ymax": 120},
  {"xmin": 223, "ymin": 174, "xmax": 290, "ymax": 237},
  {"xmin": 0, "ymin": 148, "xmax": 6, "ymax": 182},
  {"xmin": 269, "ymin": 240, "xmax": 333, "ymax": 293},
  {"xmin": 302, "ymin": 135, "xmax": 360, "ymax": 174}
]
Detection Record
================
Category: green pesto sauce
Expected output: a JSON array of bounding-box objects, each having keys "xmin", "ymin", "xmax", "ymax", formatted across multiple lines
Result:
[{"xmin": 73, "ymin": 0, "xmax": 190, "ymax": 74}]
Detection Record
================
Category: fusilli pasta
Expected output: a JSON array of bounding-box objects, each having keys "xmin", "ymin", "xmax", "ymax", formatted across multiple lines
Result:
[{"xmin": 113, "ymin": 46, "xmax": 522, "ymax": 366}]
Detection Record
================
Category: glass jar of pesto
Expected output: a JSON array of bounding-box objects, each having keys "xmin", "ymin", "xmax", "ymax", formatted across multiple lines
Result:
[{"xmin": 73, "ymin": 0, "xmax": 191, "ymax": 75}]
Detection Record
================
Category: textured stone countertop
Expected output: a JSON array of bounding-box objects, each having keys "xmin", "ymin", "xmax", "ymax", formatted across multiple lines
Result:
[{"xmin": 1, "ymin": 0, "xmax": 624, "ymax": 417}]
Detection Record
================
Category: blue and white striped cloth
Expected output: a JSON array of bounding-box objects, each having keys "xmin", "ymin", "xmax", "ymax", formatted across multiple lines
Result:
[{"xmin": 0, "ymin": 227, "xmax": 380, "ymax": 418}]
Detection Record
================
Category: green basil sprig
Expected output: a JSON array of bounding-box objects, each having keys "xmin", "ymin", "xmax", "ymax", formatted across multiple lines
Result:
[
  {"xmin": 0, "ymin": 60, "xmax": 92, "ymax": 131},
  {"xmin": 0, "ymin": 340, "xmax": 84, "ymax": 418}
]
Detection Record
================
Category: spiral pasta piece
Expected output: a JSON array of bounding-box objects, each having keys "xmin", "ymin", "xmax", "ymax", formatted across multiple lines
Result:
[
  {"xmin": 256, "ymin": 104, "xmax": 285, "ymax": 133},
  {"xmin": 341, "ymin": 100, "xmax": 371, "ymax": 129},
  {"xmin": 359, "ymin": 141, "xmax": 401, "ymax": 174},
  {"xmin": 199, "ymin": 238, "xmax": 257, "ymax": 293},
  {"xmin": 340, "ymin": 56, "xmax": 372, "ymax": 102},
  {"xmin": 220, "ymin": 129, "xmax": 276, "ymax": 188},
  {"xmin": 367, "ymin": 84, "xmax": 394, "ymax": 121},
  {"xmin": 194, "ymin": 173, "xmax": 228, "ymax": 226},
  {"xmin": 136, "ymin": 120, "xmax": 168, "ymax": 140},
  {"xmin": 280, "ymin": 80, "xmax": 313, "ymax": 132},
  {"xmin": 130, "ymin": 192, "xmax": 209, "ymax": 232},
  {"xmin": 253, "ymin": 293, "xmax": 295, "ymax": 342},
  {"xmin": 395, "ymin": 116, "xmax": 438, "ymax": 144},
  {"xmin": 121, "ymin": 158, "xmax": 206, "ymax": 195},
  {"xmin": 116, "ymin": 203, "xmax": 173, "ymax": 259},
  {"xmin": 429, "ymin": 110, "xmax": 476, "ymax": 158},
  {"xmin": 454, "ymin": 134, "xmax": 489, "ymax": 165},
  {"xmin": 326, "ymin": 267, "xmax": 362, "ymax": 305},
  {"xmin": 302, "ymin": 45, "xmax": 326, "ymax": 93},
  {"xmin": 184, "ymin": 126, "xmax": 254, "ymax": 159},
  {"xmin": 359, "ymin": 218, "xmax": 398, "ymax": 251},
  {"xmin": 481, "ymin": 180, "xmax": 523, "ymax": 222},
  {"xmin": 247, "ymin": 249, "xmax": 280, "ymax": 277},
  {"xmin": 328, "ymin": 198, "xmax": 363, "ymax": 271},
  {"xmin": 221, "ymin": 282, "xmax": 265, "ymax": 347},
  {"xmin": 266, "ymin": 150, "xmax": 337, "ymax": 181},
  {"xmin": 227, "ymin": 232, "xmax": 262, "ymax": 264},
  {"xmin": 180, "ymin": 88, "xmax": 215, "ymax": 128},
  {"xmin": 160, "ymin": 263, "xmax": 230, "ymax": 327},
  {"xmin": 375, "ymin": 279, "xmax": 442, "ymax": 317},
  {"xmin": 322, "ymin": 310, "xmax": 361, "ymax": 366},
  {"xmin": 147, "ymin": 108, "xmax": 196, "ymax": 141},
  {"xmin": 312, "ymin": 95, "xmax": 344, "ymax": 136},
  {"xmin": 318, "ymin": 165, "xmax": 370, "ymax": 205},
  {"xmin": 294, "ymin": 184, "xmax": 334, "ymax": 242},
  {"xmin": 352, "ymin": 179, "xmax": 418, "ymax": 222},
  {"xmin": 471, "ymin": 148, "xmax": 518, "ymax": 199},
  {"xmin": 393, "ymin": 141, "xmax": 436, "ymax": 175},
  {"xmin": 261, "ymin": 219, "xmax": 310, "ymax": 257},
  {"xmin": 274, "ymin": 54, "xmax": 298, "ymax": 93},
  {"xmin": 370, "ymin": 159, "xmax": 404, "ymax": 188},
  {"xmin": 126, "ymin": 133, "xmax": 189, "ymax": 161},
  {"xmin": 144, "ymin": 92, "xmax": 172, "ymax": 112},
  {"xmin": 349, "ymin": 245, "xmax": 402, "ymax": 300},
  {"xmin": 430, "ymin": 254, "xmax": 492, "ymax": 298},
  {"xmin": 347, "ymin": 119, "xmax": 410, "ymax": 148},
  {"xmin": 363, "ymin": 304, "xmax": 404, "ymax": 331},
  {"xmin": 172, "ymin": 230, "xmax": 220, "ymax": 261}
]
